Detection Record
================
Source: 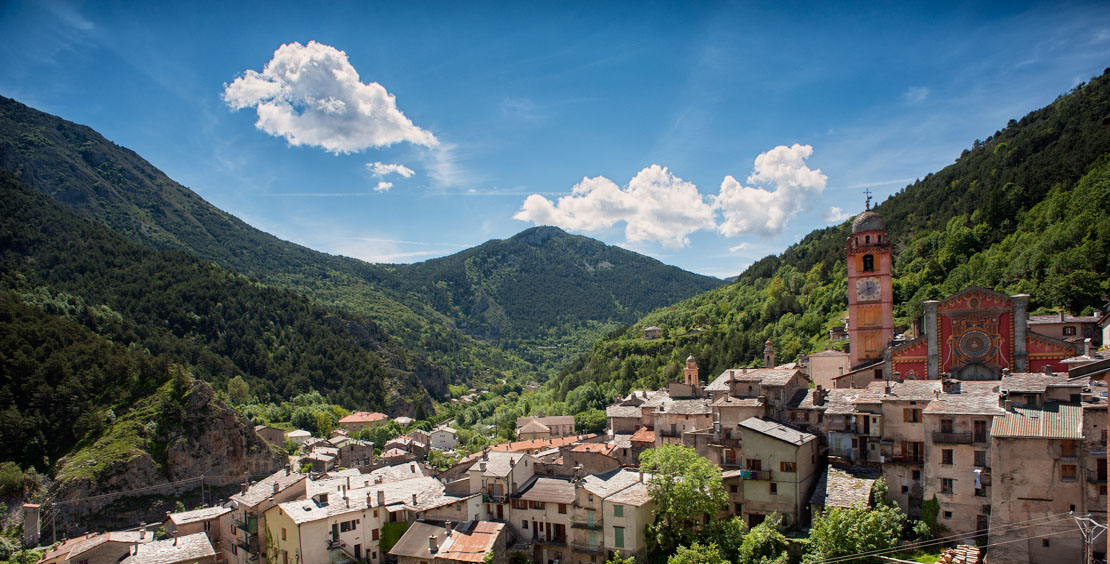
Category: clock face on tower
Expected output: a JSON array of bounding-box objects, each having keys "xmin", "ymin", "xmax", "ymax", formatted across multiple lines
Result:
[{"xmin": 856, "ymin": 277, "xmax": 881, "ymax": 301}]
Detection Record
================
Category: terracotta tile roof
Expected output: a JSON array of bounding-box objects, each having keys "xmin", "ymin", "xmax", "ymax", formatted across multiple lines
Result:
[
  {"xmin": 571, "ymin": 443, "xmax": 614, "ymax": 455},
  {"xmin": 629, "ymin": 427, "xmax": 655, "ymax": 443},
  {"xmin": 391, "ymin": 521, "xmax": 504, "ymax": 563},
  {"xmin": 39, "ymin": 533, "xmax": 99, "ymax": 564},
  {"xmin": 516, "ymin": 415, "xmax": 575, "ymax": 428},
  {"xmin": 338, "ymin": 411, "xmax": 388, "ymax": 424},
  {"xmin": 991, "ymin": 402, "xmax": 1084, "ymax": 439},
  {"xmin": 489, "ymin": 435, "xmax": 590, "ymax": 453}
]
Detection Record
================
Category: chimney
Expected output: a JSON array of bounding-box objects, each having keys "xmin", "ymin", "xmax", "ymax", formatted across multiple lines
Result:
[
  {"xmin": 1085, "ymin": 338, "xmax": 1093, "ymax": 357},
  {"xmin": 285, "ymin": 464, "xmax": 291, "ymax": 476},
  {"xmin": 1004, "ymin": 399, "xmax": 1013, "ymax": 411},
  {"xmin": 173, "ymin": 538, "xmax": 178, "ymax": 546},
  {"xmin": 429, "ymin": 536, "xmax": 438, "ymax": 553},
  {"xmin": 273, "ymin": 482, "xmax": 279, "ymax": 494},
  {"xmin": 410, "ymin": 463, "xmax": 416, "ymax": 472},
  {"xmin": 479, "ymin": 462, "xmax": 487, "ymax": 471},
  {"xmin": 814, "ymin": 386, "xmax": 827, "ymax": 406},
  {"xmin": 240, "ymin": 482, "xmax": 248, "ymax": 495},
  {"xmin": 1060, "ymin": 310, "xmax": 1066, "ymax": 322},
  {"xmin": 1002, "ymin": 368, "xmax": 1011, "ymax": 376},
  {"xmin": 446, "ymin": 522, "xmax": 453, "ymax": 537},
  {"xmin": 377, "ymin": 490, "xmax": 385, "ymax": 506},
  {"xmin": 139, "ymin": 524, "xmax": 146, "ymax": 540},
  {"xmin": 638, "ymin": 470, "xmax": 643, "ymax": 482},
  {"xmin": 412, "ymin": 493, "xmax": 418, "ymax": 505}
]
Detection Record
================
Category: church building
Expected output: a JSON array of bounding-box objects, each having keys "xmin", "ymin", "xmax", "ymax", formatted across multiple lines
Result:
[{"xmin": 843, "ymin": 203, "xmax": 1077, "ymax": 382}]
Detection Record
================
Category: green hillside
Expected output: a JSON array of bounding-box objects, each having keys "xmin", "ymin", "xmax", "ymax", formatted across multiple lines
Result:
[
  {"xmin": 0, "ymin": 97, "xmax": 722, "ymax": 374},
  {"xmin": 0, "ymin": 170, "xmax": 443, "ymax": 434},
  {"xmin": 391, "ymin": 226, "xmax": 723, "ymax": 368},
  {"xmin": 552, "ymin": 69, "xmax": 1110, "ymax": 399}
]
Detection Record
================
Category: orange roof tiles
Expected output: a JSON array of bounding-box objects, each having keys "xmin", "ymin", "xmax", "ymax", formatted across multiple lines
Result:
[
  {"xmin": 339, "ymin": 411, "xmax": 387, "ymax": 424},
  {"xmin": 630, "ymin": 427, "xmax": 655, "ymax": 443}
]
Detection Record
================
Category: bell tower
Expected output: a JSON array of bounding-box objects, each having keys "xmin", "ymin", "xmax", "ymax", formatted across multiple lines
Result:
[
  {"xmin": 684, "ymin": 355, "xmax": 699, "ymax": 386},
  {"xmin": 846, "ymin": 195, "xmax": 893, "ymax": 368}
]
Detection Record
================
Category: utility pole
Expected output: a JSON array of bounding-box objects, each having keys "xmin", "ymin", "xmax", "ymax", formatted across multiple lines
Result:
[{"xmin": 1072, "ymin": 514, "xmax": 1106, "ymax": 564}]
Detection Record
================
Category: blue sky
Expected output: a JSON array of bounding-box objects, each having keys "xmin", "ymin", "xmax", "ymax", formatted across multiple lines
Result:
[{"xmin": 2, "ymin": 2, "xmax": 1108, "ymax": 278}]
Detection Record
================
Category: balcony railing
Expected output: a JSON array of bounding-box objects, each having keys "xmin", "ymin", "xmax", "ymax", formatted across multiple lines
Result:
[
  {"xmin": 533, "ymin": 536, "xmax": 568, "ymax": 546},
  {"xmin": 884, "ymin": 455, "xmax": 924, "ymax": 465},
  {"xmin": 570, "ymin": 515, "xmax": 602, "ymax": 530},
  {"xmin": 933, "ymin": 432, "xmax": 973, "ymax": 444},
  {"xmin": 483, "ymin": 493, "xmax": 508, "ymax": 504},
  {"xmin": 571, "ymin": 542, "xmax": 605, "ymax": 554},
  {"xmin": 1089, "ymin": 471, "xmax": 1108, "ymax": 484},
  {"xmin": 738, "ymin": 469, "xmax": 771, "ymax": 480},
  {"xmin": 234, "ymin": 518, "xmax": 258, "ymax": 535},
  {"xmin": 236, "ymin": 537, "xmax": 260, "ymax": 554},
  {"xmin": 659, "ymin": 429, "xmax": 683, "ymax": 438}
]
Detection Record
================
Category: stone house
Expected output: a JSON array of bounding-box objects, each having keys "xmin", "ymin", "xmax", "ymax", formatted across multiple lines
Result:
[
  {"xmin": 1028, "ymin": 311, "xmax": 1102, "ymax": 347},
  {"xmin": 254, "ymin": 425, "xmax": 286, "ymax": 446},
  {"xmin": 338, "ymin": 411, "xmax": 389, "ymax": 433},
  {"xmin": 511, "ymin": 477, "xmax": 574, "ymax": 563},
  {"xmin": 122, "ymin": 532, "xmax": 216, "ymax": 564},
  {"xmin": 921, "ymin": 380, "xmax": 1005, "ymax": 539},
  {"xmin": 390, "ymin": 520, "xmax": 506, "ymax": 564},
  {"xmin": 163, "ymin": 507, "xmax": 230, "ymax": 550},
  {"xmin": 642, "ymin": 326, "xmax": 663, "ymax": 340},
  {"xmin": 467, "ymin": 452, "xmax": 539, "ymax": 522},
  {"xmin": 226, "ymin": 468, "xmax": 306, "ymax": 564},
  {"xmin": 606, "ymin": 405, "xmax": 642, "ymax": 435},
  {"xmin": 737, "ymin": 418, "xmax": 820, "ymax": 529},
  {"xmin": 516, "ymin": 415, "xmax": 576, "ymax": 440},
  {"xmin": 39, "ymin": 529, "xmax": 155, "ymax": 564},
  {"xmin": 430, "ymin": 427, "xmax": 458, "ymax": 450},
  {"xmin": 572, "ymin": 469, "xmax": 642, "ymax": 563},
  {"xmin": 876, "ymin": 380, "xmax": 939, "ymax": 518},
  {"xmin": 601, "ymin": 480, "xmax": 653, "ymax": 562},
  {"xmin": 652, "ymin": 399, "xmax": 712, "ymax": 446},
  {"xmin": 800, "ymin": 350, "xmax": 851, "ymax": 391}
]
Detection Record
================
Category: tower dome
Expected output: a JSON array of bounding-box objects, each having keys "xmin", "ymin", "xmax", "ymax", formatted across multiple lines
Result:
[{"xmin": 852, "ymin": 210, "xmax": 885, "ymax": 233}]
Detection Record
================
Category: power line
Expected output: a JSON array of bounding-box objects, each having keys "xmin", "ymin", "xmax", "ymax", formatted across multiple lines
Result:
[{"xmin": 817, "ymin": 512, "xmax": 1078, "ymax": 564}]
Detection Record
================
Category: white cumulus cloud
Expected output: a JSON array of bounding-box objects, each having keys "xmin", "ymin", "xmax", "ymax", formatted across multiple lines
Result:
[
  {"xmin": 513, "ymin": 165, "xmax": 716, "ymax": 248},
  {"xmin": 367, "ymin": 162, "xmax": 415, "ymax": 178},
  {"xmin": 373, "ymin": 181, "xmax": 393, "ymax": 192},
  {"xmin": 223, "ymin": 41, "xmax": 437, "ymax": 153},
  {"xmin": 714, "ymin": 144, "xmax": 828, "ymax": 237},
  {"xmin": 822, "ymin": 206, "xmax": 851, "ymax": 222}
]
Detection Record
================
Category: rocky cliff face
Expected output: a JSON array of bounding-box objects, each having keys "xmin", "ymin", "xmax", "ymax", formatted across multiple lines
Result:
[{"xmin": 50, "ymin": 380, "xmax": 285, "ymax": 536}]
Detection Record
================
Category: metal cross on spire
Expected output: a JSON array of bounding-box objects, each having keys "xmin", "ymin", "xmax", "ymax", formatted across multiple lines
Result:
[{"xmin": 864, "ymin": 188, "xmax": 872, "ymax": 210}]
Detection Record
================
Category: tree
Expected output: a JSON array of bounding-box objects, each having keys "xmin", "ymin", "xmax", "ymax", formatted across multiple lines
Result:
[
  {"xmin": 668, "ymin": 542, "xmax": 726, "ymax": 564},
  {"xmin": 737, "ymin": 513, "xmax": 788, "ymax": 564},
  {"xmin": 575, "ymin": 408, "xmax": 607, "ymax": 434},
  {"xmin": 605, "ymin": 551, "xmax": 636, "ymax": 564},
  {"xmin": 639, "ymin": 445, "xmax": 727, "ymax": 555},
  {"xmin": 226, "ymin": 376, "xmax": 250, "ymax": 405},
  {"xmin": 702, "ymin": 517, "xmax": 747, "ymax": 562},
  {"xmin": 805, "ymin": 504, "xmax": 904, "ymax": 563}
]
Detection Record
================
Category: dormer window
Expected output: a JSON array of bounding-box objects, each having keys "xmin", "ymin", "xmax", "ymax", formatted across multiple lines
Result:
[{"xmin": 863, "ymin": 254, "xmax": 875, "ymax": 272}]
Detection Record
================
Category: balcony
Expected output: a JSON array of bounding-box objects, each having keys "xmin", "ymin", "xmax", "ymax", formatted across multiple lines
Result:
[
  {"xmin": 884, "ymin": 455, "xmax": 924, "ymax": 465},
  {"xmin": 738, "ymin": 470, "xmax": 771, "ymax": 480},
  {"xmin": 710, "ymin": 435, "xmax": 742, "ymax": 448},
  {"xmin": 533, "ymin": 536, "xmax": 568, "ymax": 546},
  {"xmin": 483, "ymin": 493, "xmax": 508, "ymax": 504},
  {"xmin": 234, "ymin": 518, "xmax": 258, "ymax": 535},
  {"xmin": 570, "ymin": 515, "xmax": 602, "ymax": 530},
  {"xmin": 933, "ymin": 432, "xmax": 973, "ymax": 445},
  {"xmin": 571, "ymin": 542, "xmax": 605, "ymax": 555},
  {"xmin": 236, "ymin": 537, "xmax": 260, "ymax": 554},
  {"xmin": 1088, "ymin": 471, "xmax": 1108, "ymax": 484},
  {"xmin": 659, "ymin": 429, "xmax": 683, "ymax": 438}
]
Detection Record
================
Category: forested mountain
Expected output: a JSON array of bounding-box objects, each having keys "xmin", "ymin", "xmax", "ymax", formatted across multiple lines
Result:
[
  {"xmin": 391, "ymin": 226, "xmax": 723, "ymax": 368},
  {"xmin": 0, "ymin": 95, "xmax": 721, "ymax": 372},
  {"xmin": 0, "ymin": 169, "xmax": 445, "ymax": 466},
  {"xmin": 551, "ymin": 69, "xmax": 1110, "ymax": 400}
]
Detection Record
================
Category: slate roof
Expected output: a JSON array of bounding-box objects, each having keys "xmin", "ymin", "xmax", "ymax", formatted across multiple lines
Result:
[
  {"xmin": 166, "ymin": 506, "xmax": 230, "ymax": 526},
  {"xmin": 518, "ymin": 477, "xmax": 575, "ymax": 503},
  {"xmin": 639, "ymin": 393, "xmax": 673, "ymax": 409},
  {"xmin": 582, "ymin": 469, "xmax": 642, "ymax": 498},
  {"xmin": 122, "ymin": 533, "xmax": 214, "ymax": 564},
  {"xmin": 607, "ymin": 405, "xmax": 643, "ymax": 418},
  {"xmin": 992, "ymin": 402, "xmax": 1084, "ymax": 439},
  {"xmin": 706, "ymin": 368, "xmax": 799, "ymax": 392},
  {"xmin": 740, "ymin": 417, "xmax": 816, "ymax": 445},
  {"xmin": 711, "ymin": 396, "xmax": 764, "ymax": 408},
  {"xmin": 516, "ymin": 415, "xmax": 575, "ymax": 428},
  {"xmin": 809, "ymin": 465, "xmax": 880, "ymax": 508},
  {"xmin": 68, "ymin": 531, "xmax": 154, "ymax": 561},
  {"xmin": 230, "ymin": 469, "xmax": 305, "ymax": 508},
  {"xmin": 883, "ymin": 380, "xmax": 943, "ymax": 402},
  {"xmin": 277, "ymin": 477, "xmax": 445, "ymax": 525},
  {"xmin": 656, "ymin": 398, "xmax": 712, "ymax": 415},
  {"xmin": 925, "ymin": 388, "xmax": 1006, "ymax": 416},
  {"xmin": 606, "ymin": 481, "xmax": 652, "ymax": 506},
  {"xmin": 1029, "ymin": 314, "xmax": 1100, "ymax": 324},
  {"xmin": 471, "ymin": 452, "xmax": 530, "ymax": 477}
]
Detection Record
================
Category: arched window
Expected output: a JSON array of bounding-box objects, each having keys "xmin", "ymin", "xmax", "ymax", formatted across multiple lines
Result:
[
  {"xmin": 865, "ymin": 235, "xmax": 871, "ymax": 244},
  {"xmin": 863, "ymin": 254, "xmax": 875, "ymax": 272}
]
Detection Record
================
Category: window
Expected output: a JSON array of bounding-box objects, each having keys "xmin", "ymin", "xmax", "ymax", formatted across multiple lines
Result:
[
  {"xmin": 372, "ymin": 528, "xmax": 380, "ymax": 540},
  {"xmin": 1043, "ymin": 539, "xmax": 1051, "ymax": 548},
  {"xmin": 863, "ymin": 254, "xmax": 874, "ymax": 272},
  {"xmin": 913, "ymin": 470, "xmax": 921, "ymax": 481},
  {"xmin": 522, "ymin": 521, "xmax": 528, "ymax": 529},
  {"xmin": 944, "ymin": 511, "xmax": 953, "ymax": 519},
  {"xmin": 613, "ymin": 526, "xmax": 625, "ymax": 548},
  {"xmin": 735, "ymin": 503, "xmax": 742, "ymax": 514},
  {"xmin": 746, "ymin": 459, "xmax": 762, "ymax": 471},
  {"xmin": 558, "ymin": 503, "xmax": 567, "ymax": 514},
  {"xmin": 1061, "ymin": 440, "xmax": 1078, "ymax": 458},
  {"xmin": 974, "ymin": 420, "xmax": 988, "ymax": 443},
  {"xmin": 780, "ymin": 462, "xmax": 796, "ymax": 473},
  {"xmin": 1063, "ymin": 326, "xmax": 1076, "ymax": 336},
  {"xmin": 942, "ymin": 479, "xmax": 954, "ymax": 494},
  {"xmin": 769, "ymin": 483, "xmax": 778, "ymax": 495},
  {"xmin": 281, "ymin": 528, "xmax": 286, "ymax": 541},
  {"xmin": 974, "ymin": 450, "xmax": 987, "ymax": 467},
  {"xmin": 1062, "ymin": 464, "xmax": 1077, "ymax": 481},
  {"xmin": 942, "ymin": 449, "xmax": 953, "ymax": 465},
  {"xmin": 903, "ymin": 408, "xmax": 921, "ymax": 423},
  {"xmin": 529, "ymin": 501, "xmax": 545, "ymax": 510},
  {"xmin": 511, "ymin": 499, "xmax": 527, "ymax": 510},
  {"xmin": 613, "ymin": 505, "xmax": 624, "ymax": 517},
  {"xmin": 729, "ymin": 484, "xmax": 737, "ymax": 493},
  {"xmin": 901, "ymin": 485, "xmax": 909, "ymax": 494},
  {"xmin": 941, "ymin": 419, "xmax": 954, "ymax": 433}
]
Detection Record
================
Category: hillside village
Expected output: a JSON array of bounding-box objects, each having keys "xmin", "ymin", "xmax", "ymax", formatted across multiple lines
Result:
[{"xmin": 17, "ymin": 207, "xmax": 1110, "ymax": 564}]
